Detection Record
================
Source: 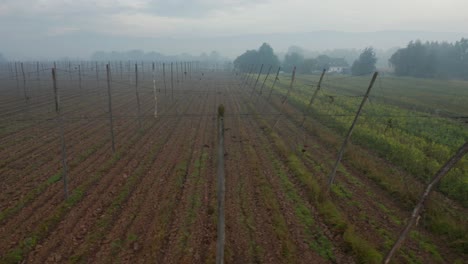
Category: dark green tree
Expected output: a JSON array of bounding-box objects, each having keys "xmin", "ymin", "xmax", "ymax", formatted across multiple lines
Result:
[
  {"xmin": 233, "ymin": 50, "xmax": 258, "ymax": 72},
  {"xmin": 300, "ymin": 58, "xmax": 319, "ymax": 73},
  {"xmin": 233, "ymin": 43, "xmax": 280, "ymax": 72},
  {"xmin": 258, "ymin": 43, "xmax": 280, "ymax": 68},
  {"xmin": 283, "ymin": 52, "xmax": 304, "ymax": 73},
  {"xmin": 389, "ymin": 41, "xmax": 436, "ymax": 78},
  {"xmin": 351, "ymin": 47, "xmax": 377, "ymax": 75}
]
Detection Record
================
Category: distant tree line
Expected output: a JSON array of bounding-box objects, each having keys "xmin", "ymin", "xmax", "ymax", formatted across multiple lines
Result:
[
  {"xmin": 351, "ymin": 47, "xmax": 377, "ymax": 75},
  {"xmin": 282, "ymin": 53, "xmax": 349, "ymax": 73},
  {"xmin": 389, "ymin": 38, "xmax": 468, "ymax": 79},
  {"xmin": 91, "ymin": 49, "xmax": 228, "ymax": 62},
  {"xmin": 233, "ymin": 43, "xmax": 378, "ymax": 75},
  {"xmin": 233, "ymin": 43, "xmax": 280, "ymax": 72}
]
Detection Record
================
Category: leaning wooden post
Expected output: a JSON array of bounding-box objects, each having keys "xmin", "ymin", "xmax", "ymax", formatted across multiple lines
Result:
[
  {"xmin": 267, "ymin": 67, "xmax": 281, "ymax": 100},
  {"xmin": 327, "ymin": 72, "xmax": 378, "ymax": 188},
  {"xmin": 249, "ymin": 64, "xmax": 264, "ymax": 97},
  {"xmin": 120, "ymin": 61, "xmax": 123, "ymax": 80},
  {"xmin": 14, "ymin": 62, "xmax": 20, "ymax": 96},
  {"xmin": 257, "ymin": 65, "xmax": 272, "ymax": 96},
  {"xmin": 78, "ymin": 64, "xmax": 82, "ymax": 91},
  {"xmin": 152, "ymin": 62, "xmax": 158, "ymax": 118},
  {"xmin": 20, "ymin": 62, "xmax": 28, "ymax": 100},
  {"xmin": 300, "ymin": 69, "xmax": 326, "ymax": 126},
  {"xmin": 36, "ymin": 61, "xmax": 40, "ymax": 82},
  {"xmin": 384, "ymin": 142, "xmax": 468, "ymax": 264},
  {"xmin": 245, "ymin": 64, "xmax": 257, "ymax": 89},
  {"xmin": 95, "ymin": 61, "xmax": 100, "ymax": 90},
  {"xmin": 272, "ymin": 66, "xmax": 296, "ymax": 130},
  {"xmin": 135, "ymin": 64, "xmax": 142, "ymax": 129},
  {"xmin": 216, "ymin": 104, "xmax": 226, "ymax": 264},
  {"xmin": 106, "ymin": 64, "xmax": 116, "ymax": 153},
  {"xmin": 241, "ymin": 64, "xmax": 254, "ymax": 89},
  {"xmin": 171, "ymin": 62, "xmax": 174, "ymax": 100},
  {"xmin": 163, "ymin": 63, "xmax": 167, "ymax": 95},
  {"xmin": 52, "ymin": 68, "xmax": 69, "ymax": 199}
]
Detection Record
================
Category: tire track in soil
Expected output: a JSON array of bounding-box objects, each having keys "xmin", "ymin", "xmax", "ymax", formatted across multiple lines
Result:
[
  {"xmin": 157, "ymin": 92, "xmax": 216, "ymax": 264},
  {"xmin": 0, "ymin": 92, "xmax": 142, "ymax": 189},
  {"xmin": 0, "ymin": 117, "xmax": 154, "ymax": 258},
  {"xmin": 0, "ymin": 111, "xmax": 146, "ymax": 228},
  {"xmin": 23, "ymin": 95, "xmax": 196, "ymax": 263},
  {"xmin": 0, "ymin": 96, "xmax": 161, "ymax": 217},
  {"xmin": 223, "ymin": 89, "xmax": 263, "ymax": 264},
  {"xmin": 145, "ymin": 92, "xmax": 212, "ymax": 263},
  {"xmin": 99, "ymin": 92, "xmax": 210, "ymax": 262},
  {"xmin": 163, "ymin": 75, "xmax": 227, "ymax": 263},
  {"xmin": 257, "ymin": 89, "xmax": 459, "ymax": 262},
  {"xmin": 0, "ymin": 95, "xmax": 185, "ymax": 260},
  {"xmin": 229, "ymin": 87, "xmax": 337, "ymax": 263},
  {"xmin": 86, "ymin": 92, "xmax": 211, "ymax": 264}
]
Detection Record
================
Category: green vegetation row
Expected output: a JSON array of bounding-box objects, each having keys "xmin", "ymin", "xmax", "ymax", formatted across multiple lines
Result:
[{"xmin": 262, "ymin": 74, "xmax": 467, "ymax": 254}]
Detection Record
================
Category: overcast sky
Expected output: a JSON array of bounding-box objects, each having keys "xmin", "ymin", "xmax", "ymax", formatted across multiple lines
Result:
[{"xmin": 1, "ymin": 0, "xmax": 467, "ymax": 59}]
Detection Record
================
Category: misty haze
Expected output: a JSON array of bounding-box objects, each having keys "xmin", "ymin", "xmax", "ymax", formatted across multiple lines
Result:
[{"xmin": 0, "ymin": 1, "xmax": 467, "ymax": 264}]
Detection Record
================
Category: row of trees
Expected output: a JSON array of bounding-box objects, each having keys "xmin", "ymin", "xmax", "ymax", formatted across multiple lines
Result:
[
  {"xmin": 282, "ymin": 53, "xmax": 348, "ymax": 73},
  {"xmin": 91, "ymin": 50, "xmax": 228, "ymax": 62},
  {"xmin": 234, "ymin": 43, "xmax": 377, "ymax": 76},
  {"xmin": 233, "ymin": 43, "xmax": 280, "ymax": 72},
  {"xmin": 389, "ymin": 39, "xmax": 468, "ymax": 79}
]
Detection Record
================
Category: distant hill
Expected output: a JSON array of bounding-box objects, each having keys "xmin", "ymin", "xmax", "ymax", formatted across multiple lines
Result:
[{"xmin": 2, "ymin": 30, "xmax": 466, "ymax": 61}]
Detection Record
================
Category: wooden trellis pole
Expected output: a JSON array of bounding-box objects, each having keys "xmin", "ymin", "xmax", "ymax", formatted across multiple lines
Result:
[
  {"xmin": 20, "ymin": 62, "xmax": 28, "ymax": 100},
  {"xmin": 384, "ymin": 142, "xmax": 468, "ymax": 264},
  {"xmin": 163, "ymin": 63, "xmax": 167, "ymax": 95},
  {"xmin": 300, "ymin": 69, "xmax": 326, "ymax": 126},
  {"xmin": 327, "ymin": 72, "xmax": 378, "ymax": 188},
  {"xmin": 258, "ymin": 65, "xmax": 272, "ymax": 96},
  {"xmin": 134, "ymin": 64, "xmax": 142, "ymax": 129},
  {"xmin": 267, "ymin": 67, "xmax": 281, "ymax": 100},
  {"xmin": 216, "ymin": 105, "xmax": 226, "ymax": 264},
  {"xmin": 52, "ymin": 68, "xmax": 69, "ymax": 199},
  {"xmin": 272, "ymin": 66, "xmax": 296, "ymax": 130},
  {"xmin": 106, "ymin": 64, "xmax": 116, "ymax": 152},
  {"xmin": 171, "ymin": 62, "xmax": 174, "ymax": 100},
  {"xmin": 250, "ymin": 64, "xmax": 264, "ymax": 97}
]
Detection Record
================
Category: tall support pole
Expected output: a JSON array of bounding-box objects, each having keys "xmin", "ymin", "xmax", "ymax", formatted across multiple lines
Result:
[
  {"xmin": 216, "ymin": 105, "xmax": 226, "ymax": 264},
  {"xmin": 250, "ymin": 63, "xmax": 264, "ymax": 97},
  {"xmin": 384, "ymin": 142, "xmax": 468, "ymax": 264},
  {"xmin": 300, "ymin": 69, "xmax": 326, "ymax": 126},
  {"xmin": 106, "ymin": 64, "xmax": 116, "ymax": 153},
  {"xmin": 267, "ymin": 67, "xmax": 281, "ymax": 100},
  {"xmin": 255, "ymin": 65, "xmax": 272, "ymax": 103},
  {"xmin": 175, "ymin": 61, "xmax": 179, "ymax": 85},
  {"xmin": 327, "ymin": 72, "xmax": 378, "ymax": 188},
  {"xmin": 120, "ymin": 61, "xmax": 123, "ymax": 80},
  {"xmin": 244, "ymin": 64, "xmax": 257, "ymax": 90},
  {"xmin": 240, "ymin": 64, "xmax": 254, "ymax": 89},
  {"xmin": 95, "ymin": 61, "xmax": 100, "ymax": 90},
  {"xmin": 52, "ymin": 68, "xmax": 69, "ymax": 199},
  {"xmin": 135, "ymin": 64, "xmax": 142, "ymax": 129},
  {"xmin": 171, "ymin": 62, "xmax": 174, "ymax": 100},
  {"xmin": 163, "ymin": 63, "xmax": 167, "ymax": 95},
  {"xmin": 14, "ymin": 62, "xmax": 20, "ymax": 96},
  {"xmin": 272, "ymin": 67, "xmax": 296, "ymax": 129},
  {"xmin": 78, "ymin": 64, "xmax": 82, "ymax": 91},
  {"xmin": 36, "ymin": 61, "xmax": 40, "ymax": 82},
  {"xmin": 153, "ymin": 62, "xmax": 158, "ymax": 118},
  {"xmin": 20, "ymin": 62, "xmax": 28, "ymax": 100}
]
